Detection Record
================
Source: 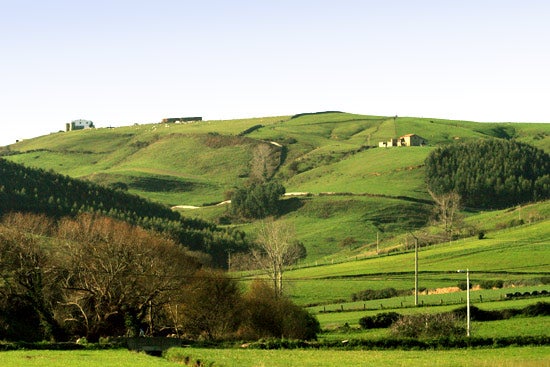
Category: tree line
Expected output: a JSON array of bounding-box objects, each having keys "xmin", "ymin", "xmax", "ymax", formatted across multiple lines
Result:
[
  {"xmin": 0, "ymin": 212, "xmax": 319, "ymax": 343},
  {"xmin": 0, "ymin": 158, "xmax": 248, "ymax": 267},
  {"xmin": 425, "ymin": 139, "xmax": 550, "ymax": 209}
]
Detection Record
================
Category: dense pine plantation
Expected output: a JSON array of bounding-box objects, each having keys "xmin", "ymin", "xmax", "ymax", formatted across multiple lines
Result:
[
  {"xmin": 425, "ymin": 139, "xmax": 550, "ymax": 208},
  {"xmin": 0, "ymin": 159, "xmax": 249, "ymax": 267}
]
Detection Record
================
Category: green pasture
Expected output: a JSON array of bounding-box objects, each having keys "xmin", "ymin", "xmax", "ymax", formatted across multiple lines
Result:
[
  {"xmin": 164, "ymin": 346, "xmax": 550, "ymax": 367},
  {"xmin": 285, "ymin": 146, "xmax": 430, "ymax": 199},
  {"xmin": 0, "ymin": 349, "xmax": 179, "ymax": 367},
  {"xmin": 512, "ymin": 123, "xmax": 550, "ymax": 152},
  {"xmin": 287, "ymin": 218, "xmax": 549, "ymax": 277},
  {"xmin": 121, "ymin": 173, "xmax": 224, "ymax": 207},
  {"xmin": 281, "ymin": 118, "xmax": 381, "ymax": 157},
  {"xmin": 319, "ymin": 315, "xmax": 550, "ymax": 340},
  {"xmin": 282, "ymin": 195, "xmax": 430, "ymax": 260},
  {"xmin": 311, "ymin": 285, "xmax": 550, "ymax": 314},
  {"xmin": 463, "ymin": 201, "xmax": 550, "ymax": 232},
  {"xmin": 273, "ymin": 217, "xmax": 550, "ymax": 307},
  {"xmin": 111, "ymin": 134, "xmax": 251, "ymax": 179},
  {"xmin": 2, "ymin": 346, "xmax": 548, "ymax": 367},
  {"xmin": 6, "ymin": 150, "xmax": 108, "ymax": 177},
  {"xmin": 393, "ymin": 117, "xmax": 486, "ymax": 145},
  {"xmin": 248, "ymin": 112, "xmax": 386, "ymax": 146},
  {"xmin": 214, "ymin": 194, "xmax": 431, "ymax": 261},
  {"xmin": 314, "ymin": 295, "xmax": 550, "ymax": 329},
  {"xmin": 473, "ymin": 316, "xmax": 550, "ymax": 338},
  {"xmin": 175, "ymin": 203, "xmax": 229, "ymax": 222},
  {"xmin": 169, "ymin": 115, "xmax": 289, "ymax": 136},
  {"xmin": 11, "ymin": 127, "xmax": 136, "ymax": 153}
]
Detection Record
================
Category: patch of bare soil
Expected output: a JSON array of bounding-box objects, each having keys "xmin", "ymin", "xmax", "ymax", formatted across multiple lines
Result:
[{"xmin": 423, "ymin": 285, "xmax": 481, "ymax": 295}]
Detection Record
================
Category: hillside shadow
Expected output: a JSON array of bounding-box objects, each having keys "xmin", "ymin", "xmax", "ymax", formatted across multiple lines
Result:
[
  {"xmin": 129, "ymin": 176, "xmax": 200, "ymax": 192},
  {"xmin": 489, "ymin": 126, "xmax": 517, "ymax": 140},
  {"xmin": 278, "ymin": 197, "xmax": 305, "ymax": 216}
]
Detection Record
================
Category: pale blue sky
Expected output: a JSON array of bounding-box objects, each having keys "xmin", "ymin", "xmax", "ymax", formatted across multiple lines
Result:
[{"xmin": 1, "ymin": 0, "xmax": 549, "ymax": 146}]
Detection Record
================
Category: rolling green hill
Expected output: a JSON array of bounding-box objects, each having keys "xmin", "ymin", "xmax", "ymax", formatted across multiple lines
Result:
[
  {"xmin": 2, "ymin": 112, "xmax": 549, "ymax": 262},
  {"xmin": 0, "ymin": 158, "xmax": 249, "ymax": 267},
  {"xmin": 226, "ymin": 201, "xmax": 549, "ymax": 319}
]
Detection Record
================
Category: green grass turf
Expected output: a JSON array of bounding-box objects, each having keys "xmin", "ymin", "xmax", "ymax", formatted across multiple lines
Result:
[
  {"xmin": 164, "ymin": 346, "xmax": 550, "ymax": 367},
  {"xmin": 0, "ymin": 349, "xmax": 180, "ymax": 367}
]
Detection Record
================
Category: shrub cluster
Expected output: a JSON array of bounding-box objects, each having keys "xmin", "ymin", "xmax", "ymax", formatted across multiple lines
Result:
[
  {"xmin": 356, "ymin": 302, "xmax": 550, "ymax": 338},
  {"xmin": 495, "ymin": 218, "xmax": 525, "ymax": 230},
  {"xmin": 390, "ymin": 313, "xmax": 465, "ymax": 339},
  {"xmin": 505, "ymin": 290, "xmax": 548, "ymax": 299},
  {"xmin": 478, "ymin": 279, "xmax": 504, "ymax": 289},
  {"xmin": 238, "ymin": 281, "xmax": 321, "ymax": 341},
  {"xmin": 238, "ymin": 124, "xmax": 264, "ymax": 136},
  {"xmin": 451, "ymin": 302, "xmax": 549, "ymax": 321},
  {"xmin": 359, "ymin": 312, "xmax": 401, "ymax": 329},
  {"xmin": 351, "ymin": 288, "xmax": 406, "ymax": 302},
  {"xmin": 457, "ymin": 281, "xmax": 472, "ymax": 291},
  {"xmin": 523, "ymin": 302, "xmax": 550, "ymax": 317}
]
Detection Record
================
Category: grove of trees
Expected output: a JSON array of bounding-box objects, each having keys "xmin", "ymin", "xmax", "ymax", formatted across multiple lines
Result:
[
  {"xmin": 425, "ymin": 139, "xmax": 550, "ymax": 209},
  {"xmin": 230, "ymin": 181, "xmax": 286, "ymax": 219},
  {"xmin": 0, "ymin": 212, "xmax": 320, "ymax": 343}
]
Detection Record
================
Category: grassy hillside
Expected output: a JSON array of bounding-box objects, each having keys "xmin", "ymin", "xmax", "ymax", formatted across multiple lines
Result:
[
  {"xmin": 4, "ymin": 113, "xmax": 548, "ymax": 204},
  {"xmin": 2, "ymin": 112, "xmax": 549, "ymax": 262},
  {"xmin": 277, "ymin": 202, "xmax": 549, "ymax": 307}
]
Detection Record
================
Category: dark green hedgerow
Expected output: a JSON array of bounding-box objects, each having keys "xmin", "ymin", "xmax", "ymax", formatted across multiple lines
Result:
[
  {"xmin": 2, "ymin": 334, "xmax": 549, "ymax": 352},
  {"xmin": 0, "ymin": 341, "xmax": 123, "ymax": 351},
  {"xmin": 244, "ymin": 336, "xmax": 550, "ymax": 350}
]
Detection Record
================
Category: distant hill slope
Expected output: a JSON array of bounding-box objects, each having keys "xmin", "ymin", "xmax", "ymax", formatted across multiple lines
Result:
[
  {"xmin": 2, "ymin": 112, "xmax": 549, "ymax": 260},
  {"xmin": 2, "ymin": 113, "xmax": 548, "ymax": 206},
  {"xmin": 0, "ymin": 158, "xmax": 248, "ymax": 267},
  {"xmin": 284, "ymin": 201, "xmax": 550, "ymax": 306}
]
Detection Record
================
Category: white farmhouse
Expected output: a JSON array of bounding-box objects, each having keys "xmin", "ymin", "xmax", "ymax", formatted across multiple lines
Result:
[
  {"xmin": 66, "ymin": 119, "xmax": 95, "ymax": 132},
  {"xmin": 379, "ymin": 134, "xmax": 427, "ymax": 148}
]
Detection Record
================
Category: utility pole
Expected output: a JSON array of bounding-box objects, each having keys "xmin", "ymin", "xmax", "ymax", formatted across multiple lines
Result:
[
  {"xmin": 466, "ymin": 269, "xmax": 470, "ymax": 337},
  {"xmin": 409, "ymin": 232, "xmax": 419, "ymax": 306},
  {"xmin": 414, "ymin": 236, "xmax": 419, "ymax": 306},
  {"xmin": 457, "ymin": 269, "xmax": 471, "ymax": 337}
]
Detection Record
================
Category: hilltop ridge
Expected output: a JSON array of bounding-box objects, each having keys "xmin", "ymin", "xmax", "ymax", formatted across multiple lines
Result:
[{"xmin": 2, "ymin": 112, "xmax": 549, "ymax": 260}]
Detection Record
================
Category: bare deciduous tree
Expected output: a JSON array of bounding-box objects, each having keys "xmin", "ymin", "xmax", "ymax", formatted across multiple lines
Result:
[
  {"xmin": 252, "ymin": 219, "xmax": 301, "ymax": 297},
  {"xmin": 56, "ymin": 214, "xmax": 198, "ymax": 340},
  {"xmin": 428, "ymin": 190, "xmax": 462, "ymax": 240}
]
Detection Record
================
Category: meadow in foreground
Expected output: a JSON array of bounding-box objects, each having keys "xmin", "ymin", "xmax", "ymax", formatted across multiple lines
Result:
[
  {"xmin": 164, "ymin": 346, "xmax": 550, "ymax": 367},
  {"xmin": 0, "ymin": 349, "xmax": 177, "ymax": 367},
  {"xmin": 2, "ymin": 347, "xmax": 549, "ymax": 367}
]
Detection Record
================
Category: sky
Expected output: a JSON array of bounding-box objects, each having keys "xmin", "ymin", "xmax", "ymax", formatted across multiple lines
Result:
[{"xmin": 1, "ymin": 0, "xmax": 549, "ymax": 146}]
